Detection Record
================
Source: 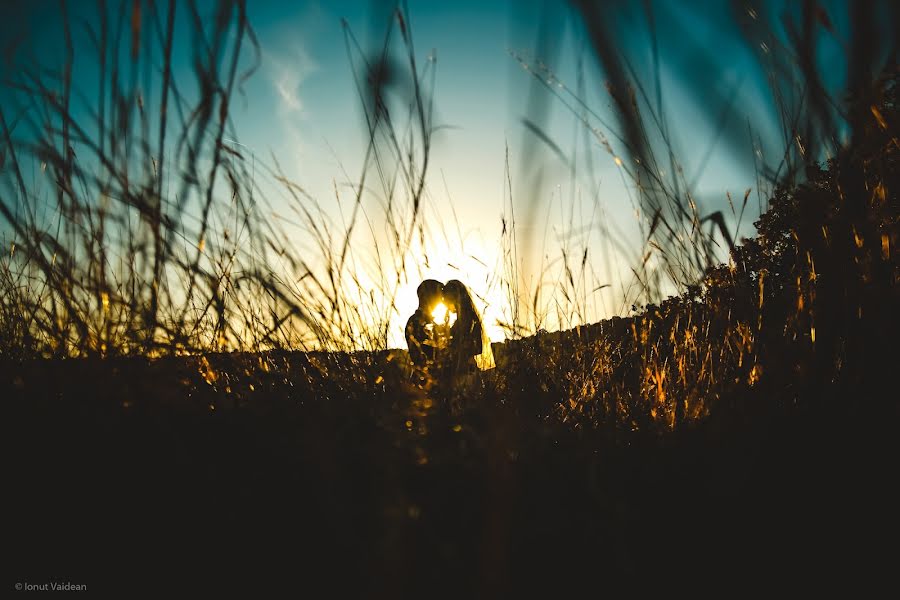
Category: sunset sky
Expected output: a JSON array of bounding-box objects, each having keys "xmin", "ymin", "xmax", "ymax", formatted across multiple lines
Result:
[{"xmin": 1, "ymin": 0, "xmax": 875, "ymax": 346}]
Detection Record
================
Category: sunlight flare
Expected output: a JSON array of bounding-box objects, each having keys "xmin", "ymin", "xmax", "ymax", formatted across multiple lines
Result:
[{"xmin": 431, "ymin": 302, "xmax": 457, "ymax": 327}]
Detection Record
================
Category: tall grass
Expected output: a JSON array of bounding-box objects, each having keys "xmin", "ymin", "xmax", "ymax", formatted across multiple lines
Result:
[
  {"xmin": 0, "ymin": 0, "xmax": 438, "ymax": 362},
  {"xmin": 0, "ymin": 0, "xmax": 896, "ymax": 436},
  {"xmin": 495, "ymin": 0, "xmax": 897, "ymax": 431},
  {"xmin": 505, "ymin": 1, "xmax": 893, "ymax": 318}
]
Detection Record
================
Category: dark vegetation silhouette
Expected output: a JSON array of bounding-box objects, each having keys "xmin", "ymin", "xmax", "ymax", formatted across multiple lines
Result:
[{"xmin": 2, "ymin": 0, "xmax": 898, "ymax": 594}]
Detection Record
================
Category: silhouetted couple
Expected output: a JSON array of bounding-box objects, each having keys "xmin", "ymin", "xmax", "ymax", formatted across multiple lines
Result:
[{"xmin": 405, "ymin": 279, "xmax": 494, "ymax": 381}]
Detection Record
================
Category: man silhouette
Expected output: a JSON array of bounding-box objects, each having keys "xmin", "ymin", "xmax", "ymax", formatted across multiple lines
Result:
[{"xmin": 405, "ymin": 279, "xmax": 444, "ymax": 370}]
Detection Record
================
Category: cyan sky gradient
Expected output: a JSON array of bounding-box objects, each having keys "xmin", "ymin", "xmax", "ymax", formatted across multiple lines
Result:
[{"xmin": 2, "ymin": 0, "xmax": 878, "ymax": 345}]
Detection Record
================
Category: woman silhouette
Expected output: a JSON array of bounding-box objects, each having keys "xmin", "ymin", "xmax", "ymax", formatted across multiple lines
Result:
[{"xmin": 442, "ymin": 279, "xmax": 495, "ymax": 374}]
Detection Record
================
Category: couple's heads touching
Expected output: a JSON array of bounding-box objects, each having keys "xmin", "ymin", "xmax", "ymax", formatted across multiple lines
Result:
[{"xmin": 414, "ymin": 279, "xmax": 471, "ymax": 317}]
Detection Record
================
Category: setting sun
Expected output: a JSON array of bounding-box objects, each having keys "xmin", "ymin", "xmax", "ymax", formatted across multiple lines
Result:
[
  {"xmin": 430, "ymin": 302, "xmax": 457, "ymax": 327},
  {"xmin": 431, "ymin": 302, "xmax": 448, "ymax": 323}
]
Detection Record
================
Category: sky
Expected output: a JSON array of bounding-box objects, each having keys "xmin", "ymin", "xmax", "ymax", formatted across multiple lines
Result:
[{"xmin": 1, "ymin": 0, "xmax": 890, "ymax": 348}]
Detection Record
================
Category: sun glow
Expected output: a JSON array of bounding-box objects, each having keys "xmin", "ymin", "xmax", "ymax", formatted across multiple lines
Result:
[
  {"xmin": 431, "ymin": 302, "xmax": 448, "ymax": 322},
  {"xmin": 431, "ymin": 302, "xmax": 457, "ymax": 327}
]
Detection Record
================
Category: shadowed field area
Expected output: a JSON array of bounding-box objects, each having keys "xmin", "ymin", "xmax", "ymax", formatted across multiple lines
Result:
[
  {"xmin": 4, "ymin": 335, "xmax": 897, "ymax": 593},
  {"xmin": 6, "ymin": 112, "xmax": 900, "ymax": 588}
]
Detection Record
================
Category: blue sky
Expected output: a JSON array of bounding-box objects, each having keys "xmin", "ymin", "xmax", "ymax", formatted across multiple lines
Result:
[{"xmin": 1, "ymin": 0, "xmax": 887, "ymax": 345}]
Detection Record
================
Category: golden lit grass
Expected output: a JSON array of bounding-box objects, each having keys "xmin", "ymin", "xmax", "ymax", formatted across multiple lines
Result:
[{"xmin": 0, "ymin": 1, "xmax": 896, "ymax": 438}]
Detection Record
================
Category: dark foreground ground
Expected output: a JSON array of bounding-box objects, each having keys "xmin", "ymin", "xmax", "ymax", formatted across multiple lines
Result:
[{"xmin": 4, "ymin": 347, "xmax": 897, "ymax": 596}]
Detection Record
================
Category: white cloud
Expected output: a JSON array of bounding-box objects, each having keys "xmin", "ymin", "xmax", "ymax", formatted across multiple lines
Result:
[{"xmin": 263, "ymin": 41, "xmax": 318, "ymax": 117}]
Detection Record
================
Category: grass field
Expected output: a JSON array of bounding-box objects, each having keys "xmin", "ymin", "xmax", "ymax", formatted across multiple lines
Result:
[{"xmin": 3, "ymin": 1, "xmax": 898, "ymax": 593}]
